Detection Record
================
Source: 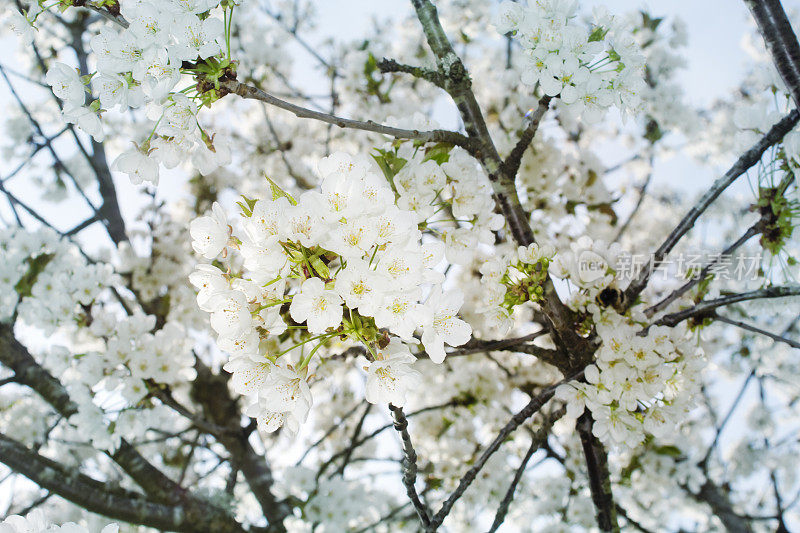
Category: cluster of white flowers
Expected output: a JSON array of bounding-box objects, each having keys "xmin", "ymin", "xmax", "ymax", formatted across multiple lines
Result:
[
  {"xmin": 279, "ymin": 466, "xmax": 386, "ymax": 532},
  {"xmin": 189, "ymin": 152, "xmax": 472, "ymax": 435},
  {"xmin": 0, "ymin": 228, "xmax": 114, "ymax": 332},
  {"xmin": 33, "ymin": 310, "xmax": 192, "ymax": 450},
  {"xmin": 0, "ymin": 511, "xmax": 118, "ymax": 533},
  {"xmin": 38, "ymin": 0, "xmax": 232, "ymax": 185},
  {"xmin": 556, "ymin": 311, "xmax": 704, "ymax": 448},
  {"xmin": 388, "ymin": 146, "xmax": 504, "ymax": 264},
  {"xmin": 551, "ymin": 236, "xmax": 623, "ymax": 293},
  {"xmin": 494, "ymin": 0, "xmax": 646, "ymax": 122},
  {"xmin": 476, "ymin": 242, "xmax": 557, "ymax": 337}
]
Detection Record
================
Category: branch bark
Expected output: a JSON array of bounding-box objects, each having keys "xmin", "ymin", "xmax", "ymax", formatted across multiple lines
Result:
[
  {"xmin": 427, "ymin": 381, "xmax": 565, "ymax": 530},
  {"xmin": 744, "ymin": 0, "xmax": 800, "ymax": 108},
  {"xmin": 220, "ymin": 80, "xmax": 473, "ymax": 149},
  {"xmin": 577, "ymin": 411, "xmax": 620, "ymax": 533},
  {"xmin": 388, "ymin": 404, "xmax": 432, "ymax": 529},
  {"xmin": 0, "ymin": 326, "xmax": 200, "ymax": 506},
  {"xmin": 0, "ymin": 433, "xmax": 248, "ymax": 533},
  {"xmin": 191, "ymin": 357, "xmax": 291, "ymax": 531},
  {"xmin": 653, "ymin": 285, "xmax": 800, "ymax": 328}
]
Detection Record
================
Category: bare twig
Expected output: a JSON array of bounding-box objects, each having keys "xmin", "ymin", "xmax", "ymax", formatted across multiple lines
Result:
[
  {"xmin": 388, "ymin": 404, "xmax": 432, "ymax": 528},
  {"xmin": 654, "ymin": 285, "xmax": 800, "ymax": 328},
  {"xmin": 427, "ymin": 375, "xmax": 576, "ymax": 530},
  {"xmin": 487, "ymin": 408, "xmax": 563, "ymax": 533},
  {"xmin": 335, "ymin": 403, "xmax": 373, "ymax": 476},
  {"xmin": 501, "ymin": 95, "xmax": 552, "ymax": 178},
  {"xmin": 221, "ymin": 80, "xmax": 473, "ymax": 149},
  {"xmin": 612, "ymin": 153, "xmax": 654, "ymax": 244},
  {"xmin": 377, "ymin": 58, "xmax": 445, "ymax": 88},
  {"xmin": 712, "ymin": 314, "xmax": 800, "ymax": 349},
  {"xmin": 645, "ymin": 224, "xmax": 761, "ymax": 317}
]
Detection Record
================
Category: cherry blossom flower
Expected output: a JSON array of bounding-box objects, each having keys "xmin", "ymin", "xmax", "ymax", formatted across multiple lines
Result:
[{"xmin": 189, "ymin": 202, "xmax": 230, "ymax": 259}]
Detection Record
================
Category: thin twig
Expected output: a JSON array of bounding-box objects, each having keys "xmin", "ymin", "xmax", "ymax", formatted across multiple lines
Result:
[
  {"xmin": 713, "ymin": 314, "xmax": 800, "ymax": 349},
  {"xmin": 645, "ymin": 224, "xmax": 761, "ymax": 317},
  {"xmin": 427, "ymin": 373, "xmax": 579, "ymax": 530},
  {"xmin": 388, "ymin": 404, "xmax": 432, "ymax": 528},
  {"xmin": 221, "ymin": 80, "xmax": 473, "ymax": 149},
  {"xmin": 501, "ymin": 95, "xmax": 552, "ymax": 178},
  {"xmin": 487, "ymin": 409, "xmax": 563, "ymax": 533},
  {"xmin": 654, "ymin": 285, "xmax": 800, "ymax": 328}
]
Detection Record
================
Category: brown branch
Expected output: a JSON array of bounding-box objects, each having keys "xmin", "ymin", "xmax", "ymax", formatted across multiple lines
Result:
[
  {"xmin": 487, "ymin": 408, "xmax": 563, "ymax": 533},
  {"xmin": 0, "ymin": 433, "xmax": 248, "ymax": 533},
  {"xmin": 220, "ymin": 80, "xmax": 473, "ymax": 150},
  {"xmin": 645, "ymin": 224, "xmax": 761, "ymax": 317},
  {"xmin": 0, "ymin": 325, "xmax": 186, "ymax": 504},
  {"xmin": 577, "ymin": 411, "xmax": 620, "ymax": 532},
  {"xmin": 690, "ymin": 480, "xmax": 755, "ymax": 533},
  {"xmin": 653, "ymin": 285, "xmax": 800, "ymax": 328},
  {"xmin": 501, "ymin": 95, "xmax": 552, "ymax": 178},
  {"xmin": 744, "ymin": 0, "xmax": 800, "ymax": 108},
  {"xmin": 191, "ymin": 358, "xmax": 291, "ymax": 530},
  {"xmin": 315, "ymin": 399, "xmax": 465, "ymax": 478},
  {"xmin": 334, "ymin": 402, "xmax": 372, "ymax": 476},
  {"xmin": 426, "ymin": 376, "xmax": 573, "ymax": 530},
  {"xmin": 388, "ymin": 404, "xmax": 432, "ymax": 528},
  {"xmin": 377, "ymin": 58, "xmax": 445, "ymax": 88}
]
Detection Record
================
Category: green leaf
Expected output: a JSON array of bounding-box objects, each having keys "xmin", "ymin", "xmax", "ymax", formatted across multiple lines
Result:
[
  {"xmin": 14, "ymin": 253, "xmax": 55, "ymax": 299},
  {"xmin": 237, "ymin": 195, "xmax": 257, "ymax": 217},
  {"xmin": 588, "ymin": 26, "xmax": 608, "ymax": 42},
  {"xmin": 423, "ymin": 142, "xmax": 453, "ymax": 165},
  {"xmin": 264, "ymin": 174, "xmax": 297, "ymax": 205},
  {"xmin": 310, "ymin": 256, "xmax": 331, "ymax": 280}
]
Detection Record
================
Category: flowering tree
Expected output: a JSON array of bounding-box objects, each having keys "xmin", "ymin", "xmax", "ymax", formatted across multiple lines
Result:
[{"xmin": 0, "ymin": 0, "xmax": 799, "ymax": 531}]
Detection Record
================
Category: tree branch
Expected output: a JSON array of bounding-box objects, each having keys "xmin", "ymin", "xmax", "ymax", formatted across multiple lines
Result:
[
  {"xmin": 744, "ymin": 0, "xmax": 800, "ymax": 108},
  {"xmin": 377, "ymin": 58, "xmax": 445, "ymax": 88},
  {"xmin": 654, "ymin": 285, "xmax": 800, "ymax": 328},
  {"xmin": 427, "ymin": 378, "xmax": 569, "ymax": 530},
  {"xmin": 645, "ymin": 224, "xmax": 761, "ymax": 317},
  {"xmin": 690, "ymin": 480, "xmax": 755, "ymax": 533},
  {"xmin": 487, "ymin": 408, "xmax": 562, "ymax": 533},
  {"xmin": 712, "ymin": 314, "xmax": 800, "ymax": 349},
  {"xmin": 388, "ymin": 404, "xmax": 432, "ymax": 529},
  {"xmin": 220, "ymin": 80, "xmax": 473, "ymax": 149},
  {"xmin": 577, "ymin": 411, "xmax": 619, "ymax": 533},
  {"xmin": 191, "ymin": 357, "xmax": 291, "ymax": 530},
  {"xmin": 0, "ymin": 325, "xmax": 187, "ymax": 504},
  {"xmin": 0, "ymin": 433, "xmax": 248, "ymax": 533},
  {"xmin": 501, "ymin": 95, "xmax": 552, "ymax": 179}
]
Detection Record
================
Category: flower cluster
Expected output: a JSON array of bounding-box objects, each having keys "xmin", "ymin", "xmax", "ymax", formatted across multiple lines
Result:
[
  {"xmin": 189, "ymin": 152, "xmax": 472, "ymax": 435},
  {"xmin": 494, "ymin": 0, "xmax": 646, "ymax": 122},
  {"xmin": 0, "ymin": 228, "xmax": 114, "ymax": 332},
  {"xmin": 279, "ymin": 466, "xmax": 386, "ymax": 531},
  {"xmin": 39, "ymin": 0, "xmax": 233, "ymax": 185},
  {"xmin": 384, "ymin": 146, "xmax": 504, "ymax": 264},
  {"xmin": 0, "ymin": 511, "xmax": 118, "ymax": 533},
  {"xmin": 556, "ymin": 311, "xmax": 704, "ymax": 448},
  {"xmin": 477, "ymin": 242, "xmax": 557, "ymax": 337}
]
